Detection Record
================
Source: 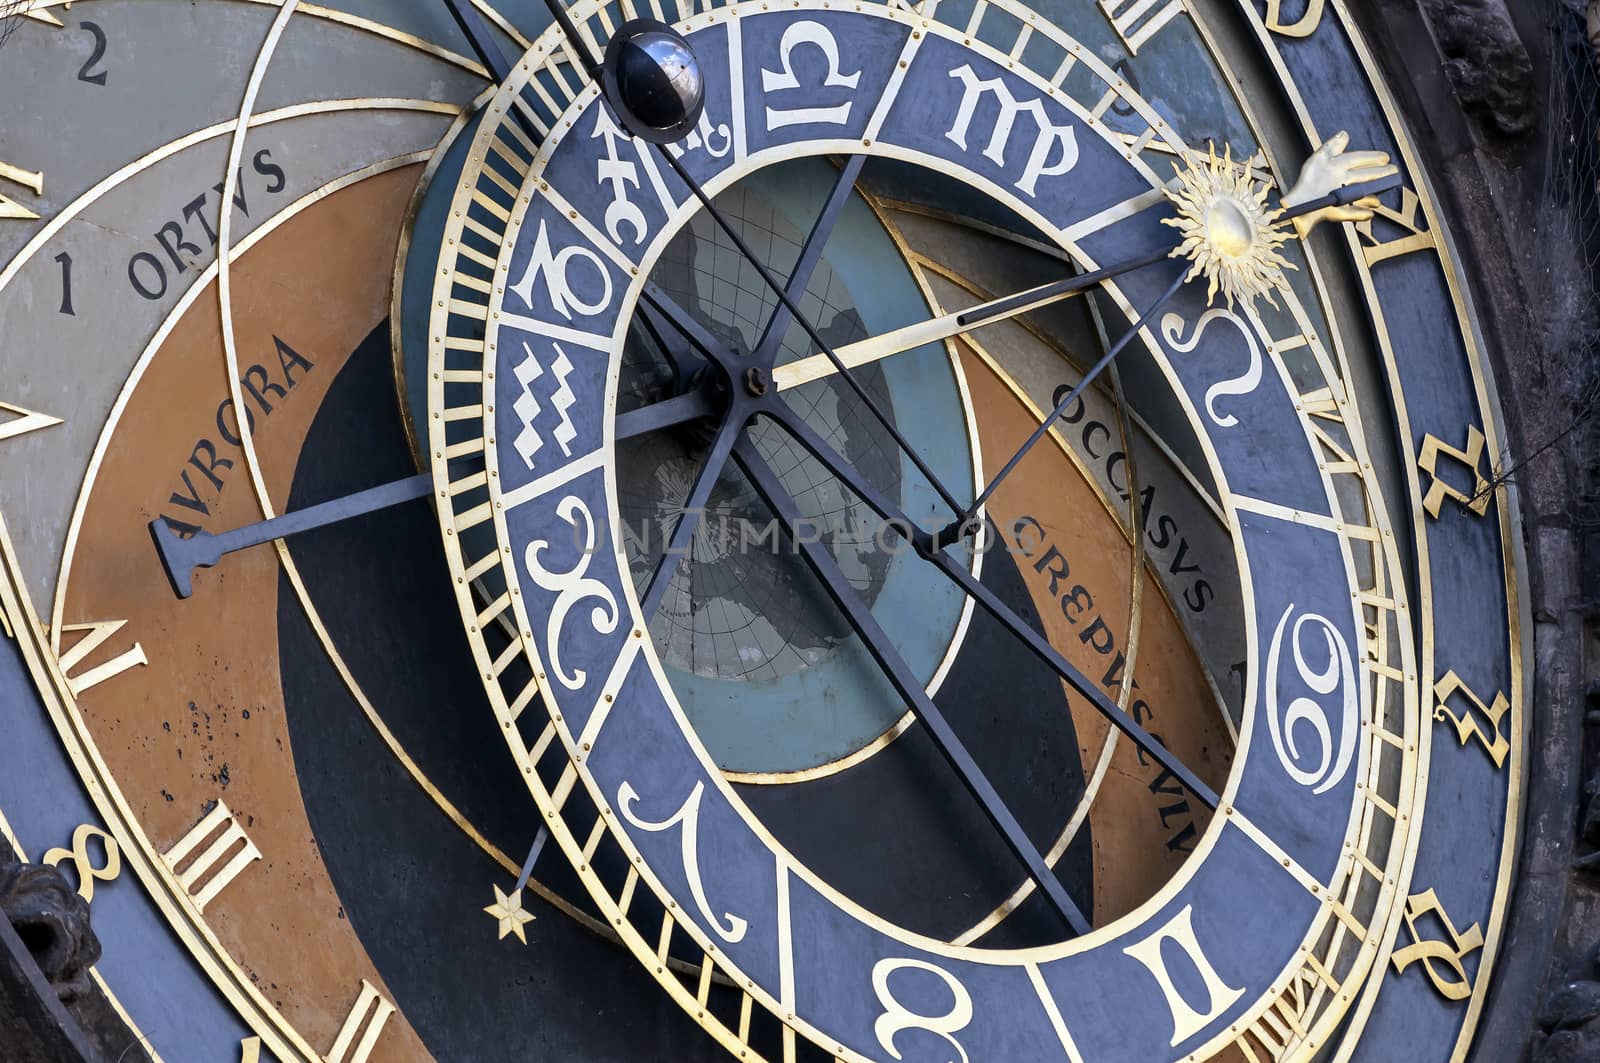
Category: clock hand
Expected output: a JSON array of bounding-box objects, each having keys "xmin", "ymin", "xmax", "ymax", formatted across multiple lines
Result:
[
  {"xmin": 442, "ymin": 1, "xmax": 727, "ymax": 376},
  {"xmin": 924, "ymin": 168, "xmax": 1403, "ymax": 550},
  {"xmin": 639, "ymin": 283, "xmax": 737, "ymax": 369},
  {"xmin": 149, "ymin": 381, "xmax": 724, "ymax": 599},
  {"xmin": 762, "ymin": 404, "xmax": 1219, "ymax": 808},
  {"xmin": 635, "ymin": 153, "xmax": 864, "ymax": 616},
  {"xmin": 648, "ymin": 145, "xmax": 971, "ymax": 519},
  {"xmin": 929, "ymin": 267, "xmax": 1187, "ymax": 549},
  {"xmin": 731, "ymin": 436, "xmax": 1093, "ymax": 935},
  {"xmin": 775, "ymin": 169, "xmax": 1404, "ymax": 393},
  {"xmin": 513, "ymin": 825, "xmax": 551, "ymax": 895},
  {"xmin": 636, "ymin": 408, "xmax": 747, "ymax": 618},
  {"xmin": 772, "ymin": 245, "xmax": 1168, "ymax": 392},
  {"xmin": 518, "ymin": 11, "xmax": 970, "ymax": 517},
  {"xmin": 750, "ymin": 154, "xmax": 869, "ymax": 367}
]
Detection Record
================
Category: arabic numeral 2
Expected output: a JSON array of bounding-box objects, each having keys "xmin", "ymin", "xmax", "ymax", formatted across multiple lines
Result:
[
  {"xmin": 55, "ymin": 251, "xmax": 74, "ymax": 315},
  {"xmin": 77, "ymin": 22, "xmax": 109, "ymax": 85}
]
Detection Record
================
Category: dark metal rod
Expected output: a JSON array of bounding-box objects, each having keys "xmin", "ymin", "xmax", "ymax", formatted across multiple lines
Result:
[
  {"xmin": 615, "ymin": 385, "xmax": 719, "ymax": 439},
  {"xmin": 150, "ymin": 473, "xmax": 433, "ymax": 599},
  {"xmin": 638, "ymin": 410, "xmax": 745, "ymax": 617},
  {"xmin": 154, "ymin": 383, "xmax": 725, "ymax": 600},
  {"xmin": 440, "ymin": 0, "xmax": 514, "ymax": 82},
  {"xmin": 652, "ymin": 145, "xmax": 970, "ymax": 519},
  {"xmin": 513, "ymin": 825, "xmax": 551, "ymax": 893},
  {"xmin": 930, "ymin": 173, "xmax": 1403, "ymax": 547},
  {"xmin": 633, "ymin": 300, "xmax": 707, "ymax": 388},
  {"xmin": 954, "ymin": 245, "xmax": 1170, "ymax": 330},
  {"xmin": 732, "ymin": 438, "xmax": 1091, "ymax": 935},
  {"xmin": 751, "ymin": 154, "xmax": 868, "ymax": 364},
  {"xmin": 639, "ymin": 284, "xmax": 737, "ymax": 369},
  {"xmin": 939, "ymin": 268, "xmax": 1187, "ymax": 546},
  {"xmin": 765, "ymin": 405, "xmax": 1219, "ymax": 808}
]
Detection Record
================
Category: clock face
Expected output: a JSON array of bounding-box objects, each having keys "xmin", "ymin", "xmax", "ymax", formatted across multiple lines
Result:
[{"xmin": 0, "ymin": 1, "xmax": 1523, "ymax": 1062}]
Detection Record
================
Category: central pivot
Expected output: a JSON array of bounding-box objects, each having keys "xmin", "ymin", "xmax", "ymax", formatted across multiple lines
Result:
[{"xmin": 743, "ymin": 366, "xmax": 770, "ymax": 397}]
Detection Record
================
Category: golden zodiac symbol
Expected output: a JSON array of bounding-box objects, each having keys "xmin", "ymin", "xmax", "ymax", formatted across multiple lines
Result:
[{"xmin": 42, "ymin": 823, "xmax": 122, "ymax": 903}]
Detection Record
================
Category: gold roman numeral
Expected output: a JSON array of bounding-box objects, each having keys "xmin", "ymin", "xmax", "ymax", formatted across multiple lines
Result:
[
  {"xmin": 241, "ymin": 1038, "xmax": 262, "ymax": 1063},
  {"xmin": 1099, "ymin": 0, "xmax": 1184, "ymax": 54},
  {"xmin": 326, "ymin": 980, "xmax": 395, "ymax": 1063},
  {"xmin": 163, "ymin": 801, "xmax": 262, "ymax": 911},
  {"xmin": 1417, "ymin": 426, "xmax": 1491, "ymax": 518},
  {"xmin": 0, "ymin": 158, "xmax": 44, "ymax": 222},
  {"xmin": 57, "ymin": 619, "xmax": 148, "ymax": 696},
  {"xmin": 1433, "ymin": 670, "xmax": 1510, "ymax": 769},
  {"xmin": 0, "ymin": 401, "xmax": 63, "ymax": 443}
]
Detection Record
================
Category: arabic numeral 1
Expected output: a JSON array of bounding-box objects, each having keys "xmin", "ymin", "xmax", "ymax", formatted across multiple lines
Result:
[{"xmin": 55, "ymin": 251, "xmax": 75, "ymax": 315}]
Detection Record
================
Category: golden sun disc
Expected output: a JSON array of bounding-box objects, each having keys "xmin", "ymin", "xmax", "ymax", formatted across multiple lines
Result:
[{"xmin": 1163, "ymin": 143, "xmax": 1296, "ymax": 308}]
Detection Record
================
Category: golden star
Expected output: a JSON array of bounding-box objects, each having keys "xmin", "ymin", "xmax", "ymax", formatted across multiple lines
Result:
[{"xmin": 484, "ymin": 884, "xmax": 535, "ymax": 944}]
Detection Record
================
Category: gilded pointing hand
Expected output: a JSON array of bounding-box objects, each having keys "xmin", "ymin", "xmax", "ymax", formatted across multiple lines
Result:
[{"xmin": 1281, "ymin": 130, "xmax": 1399, "ymax": 237}]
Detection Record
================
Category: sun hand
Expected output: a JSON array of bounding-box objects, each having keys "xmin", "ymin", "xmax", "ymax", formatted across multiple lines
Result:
[{"xmin": 1281, "ymin": 130, "xmax": 1399, "ymax": 237}]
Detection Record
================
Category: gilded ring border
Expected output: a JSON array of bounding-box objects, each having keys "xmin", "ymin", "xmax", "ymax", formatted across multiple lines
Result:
[{"xmin": 424, "ymin": 2, "xmax": 1419, "ymax": 1059}]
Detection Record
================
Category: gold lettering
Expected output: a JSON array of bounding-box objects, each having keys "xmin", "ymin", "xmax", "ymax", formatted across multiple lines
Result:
[
  {"xmin": 326, "ymin": 980, "xmax": 395, "ymax": 1063},
  {"xmin": 1391, "ymin": 888, "xmax": 1483, "ymax": 1001},
  {"xmin": 57, "ymin": 619, "xmax": 149, "ymax": 696},
  {"xmin": 1417, "ymin": 426, "xmax": 1491, "ymax": 519},
  {"xmin": 1433, "ymin": 670, "xmax": 1510, "ymax": 768},
  {"xmin": 241, "ymin": 1038, "xmax": 262, "ymax": 1063},
  {"xmin": 42, "ymin": 824, "xmax": 122, "ymax": 903},
  {"xmin": 1124, "ymin": 904, "xmax": 1245, "ymax": 1045},
  {"xmin": 163, "ymin": 801, "xmax": 262, "ymax": 911},
  {"xmin": 0, "ymin": 159, "xmax": 44, "ymax": 222}
]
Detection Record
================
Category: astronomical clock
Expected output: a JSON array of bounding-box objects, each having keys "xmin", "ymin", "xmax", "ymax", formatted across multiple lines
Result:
[{"xmin": 0, "ymin": 0, "xmax": 1551, "ymax": 1060}]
